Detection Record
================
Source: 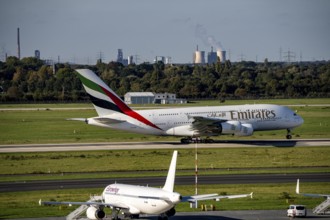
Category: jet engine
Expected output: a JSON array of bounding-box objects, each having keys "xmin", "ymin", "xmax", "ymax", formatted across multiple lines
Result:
[
  {"xmin": 235, "ymin": 123, "xmax": 254, "ymax": 136},
  {"xmin": 219, "ymin": 121, "xmax": 253, "ymax": 136},
  {"xmin": 220, "ymin": 121, "xmax": 242, "ymax": 134},
  {"xmin": 86, "ymin": 206, "xmax": 105, "ymax": 220}
]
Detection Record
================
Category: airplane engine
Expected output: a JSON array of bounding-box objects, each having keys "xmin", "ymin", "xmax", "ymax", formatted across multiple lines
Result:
[
  {"xmin": 86, "ymin": 206, "xmax": 105, "ymax": 220},
  {"xmin": 220, "ymin": 121, "xmax": 242, "ymax": 134},
  {"xmin": 235, "ymin": 123, "xmax": 254, "ymax": 136},
  {"xmin": 165, "ymin": 207, "xmax": 176, "ymax": 217}
]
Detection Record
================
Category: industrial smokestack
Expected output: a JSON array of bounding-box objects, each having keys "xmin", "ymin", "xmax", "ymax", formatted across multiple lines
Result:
[
  {"xmin": 17, "ymin": 28, "xmax": 20, "ymax": 59},
  {"xmin": 217, "ymin": 50, "xmax": 226, "ymax": 63}
]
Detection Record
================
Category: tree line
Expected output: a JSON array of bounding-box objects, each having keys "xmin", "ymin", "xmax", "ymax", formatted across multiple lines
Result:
[{"xmin": 0, "ymin": 56, "xmax": 329, "ymax": 102}]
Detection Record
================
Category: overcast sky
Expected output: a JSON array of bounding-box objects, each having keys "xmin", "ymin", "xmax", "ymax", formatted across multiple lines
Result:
[{"xmin": 1, "ymin": 0, "xmax": 329, "ymax": 64}]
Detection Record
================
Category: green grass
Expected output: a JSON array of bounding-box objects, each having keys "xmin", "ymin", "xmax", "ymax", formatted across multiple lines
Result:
[
  {"xmin": 0, "ymin": 98, "xmax": 329, "ymax": 109},
  {"xmin": 1, "ymin": 147, "xmax": 329, "ymax": 183},
  {"xmin": 0, "ymin": 99, "xmax": 329, "ymax": 219},
  {"xmin": 0, "ymin": 182, "xmax": 328, "ymax": 219}
]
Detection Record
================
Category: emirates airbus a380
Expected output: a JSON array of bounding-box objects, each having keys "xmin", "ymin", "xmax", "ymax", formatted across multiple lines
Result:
[{"xmin": 71, "ymin": 69, "xmax": 304, "ymax": 143}]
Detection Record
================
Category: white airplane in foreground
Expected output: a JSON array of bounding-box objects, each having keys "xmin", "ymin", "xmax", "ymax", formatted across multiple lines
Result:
[
  {"xmin": 72, "ymin": 69, "xmax": 304, "ymax": 143},
  {"xmin": 40, "ymin": 151, "xmax": 252, "ymax": 220}
]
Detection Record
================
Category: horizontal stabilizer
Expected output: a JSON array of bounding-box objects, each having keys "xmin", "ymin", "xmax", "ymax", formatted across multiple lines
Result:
[
  {"xmin": 182, "ymin": 192, "xmax": 253, "ymax": 202},
  {"xmin": 67, "ymin": 118, "xmax": 87, "ymax": 122},
  {"xmin": 93, "ymin": 117, "xmax": 126, "ymax": 124}
]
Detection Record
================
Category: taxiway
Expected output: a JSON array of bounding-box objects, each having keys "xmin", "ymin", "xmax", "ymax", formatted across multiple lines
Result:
[
  {"xmin": 0, "ymin": 139, "xmax": 330, "ymax": 153},
  {"xmin": 1, "ymin": 173, "xmax": 329, "ymax": 193}
]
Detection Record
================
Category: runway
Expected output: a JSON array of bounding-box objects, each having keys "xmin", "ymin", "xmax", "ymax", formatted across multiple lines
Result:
[
  {"xmin": 0, "ymin": 139, "xmax": 330, "ymax": 153},
  {"xmin": 1, "ymin": 173, "xmax": 329, "ymax": 193}
]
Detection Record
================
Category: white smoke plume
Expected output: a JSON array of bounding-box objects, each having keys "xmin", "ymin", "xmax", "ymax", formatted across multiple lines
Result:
[{"xmin": 195, "ymin": 24, "xmax": 224, "ymax": 51}]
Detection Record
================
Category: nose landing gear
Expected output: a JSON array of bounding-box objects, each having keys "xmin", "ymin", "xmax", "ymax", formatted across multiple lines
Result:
[{"xmin": 286, "ymin": 129, "xmax": 292, "ymax": 139}]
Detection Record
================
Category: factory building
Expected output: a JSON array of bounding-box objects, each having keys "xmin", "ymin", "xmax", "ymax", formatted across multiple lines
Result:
[
  {"xmin": 194, "ymin": 46, "xmax": 226, "ymax": 64},
  {"xmin": 124, "ymin": 92, "xmax": 186, "ymax": 104},
  {"xmin": 207, "ymin": 47, "xmax": 217, "ymax": 64},
  {"xmin": 193, "ymin": 46, "xmax": 205, "ymax": 64},
  {"xmin": 217, "ymin": 50, "xmax": 226, "ymax": 63}
]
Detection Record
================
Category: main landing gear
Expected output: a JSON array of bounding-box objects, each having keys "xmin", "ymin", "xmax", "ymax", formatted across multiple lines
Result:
[
  {"xmin": 110, "ymin": 207, "xmax": 121, "ymax": 220},
  {"xmin": 286, "ymin": 129, "xmax": 292, "ymax": 139},
  {"xmin": 180, "ymin": 137, "xmax": 215, "ymax": 144}
]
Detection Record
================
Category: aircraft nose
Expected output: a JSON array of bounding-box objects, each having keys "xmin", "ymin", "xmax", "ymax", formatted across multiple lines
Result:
[{"xmin": 295, "ymin": 115, "xmax": 304, "ymax": 127}]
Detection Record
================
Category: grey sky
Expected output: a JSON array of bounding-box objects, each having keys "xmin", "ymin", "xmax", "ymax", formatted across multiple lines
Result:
[{"xmin": 1, "ymin": 0, "xmax": 329, "ymax": 64}]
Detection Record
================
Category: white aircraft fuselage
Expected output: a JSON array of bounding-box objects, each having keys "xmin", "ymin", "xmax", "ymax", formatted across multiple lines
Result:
[
  {"xmin": 102, "ymin": 183, "xmax": 181, "ymax": 215},
  {"xmin": 87, "ymin": 104, "xmax": 303, "ymax": 137}
]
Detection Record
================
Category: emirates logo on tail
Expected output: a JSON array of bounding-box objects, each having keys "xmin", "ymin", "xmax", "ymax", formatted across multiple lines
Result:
[{"xmin": 76, "ymin": 69, "xmax": 161, "ymax": 130}]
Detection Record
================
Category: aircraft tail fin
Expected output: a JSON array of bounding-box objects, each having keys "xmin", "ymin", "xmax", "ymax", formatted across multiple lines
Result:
[
  {"xmin": 296, "ymin": 179, "xmax": 300, "ymax": 194},
  {"xmin": 75, "ymin": 69, "xmax": 132, "ymax": 116},
  {"xmin": 163, "ymin": 151, "xmax": 178, "ymax": 192}
]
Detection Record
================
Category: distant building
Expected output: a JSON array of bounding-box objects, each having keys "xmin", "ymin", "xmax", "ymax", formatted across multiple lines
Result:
[
  {"xmin": 124, "ymin": 92, "xmax": 155, "ymax": 104},
  {"xmin": 207, "ymin": 47, "xmax": 217, "ymax": 64},
  {"xmin": 117, "ymin": 49, "xmax": 129, "ymax": 66},
  {"xmin": 124, "ymin": 92, "xmax": 186, "ymax": 104},
  {"xmin": 35, "ymin": 50, "xmax": 40, "ymax": 59},
  {"xmin": 154, "ymin": 56, "xmax": 172, "ymax": 64},
  {"xmin": 193, "ymin": 45, "xmax": 205, "ymax": 64}
]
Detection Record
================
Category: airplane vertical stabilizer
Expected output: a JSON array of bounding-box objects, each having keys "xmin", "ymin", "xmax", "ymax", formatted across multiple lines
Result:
[
  {"xmin": 75, "ymin": 69, "xmax": 161, "ymax": 130},
  {"xmin": 163, "ymin": 151, "xmax": 178, "ymax": 192},
  {"xmin": 76, "ymin": 69, "xmax": 133, "ymax": 116},
  {"xmin": 296, "ymin": 179, "xmax": 300, "ymax": 194}
]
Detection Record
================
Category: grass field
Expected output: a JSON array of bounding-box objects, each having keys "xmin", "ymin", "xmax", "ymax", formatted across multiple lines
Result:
[
  {"xmin": 1, "ymin": 148, "xmax": 330, "ymax": 176},
  {"xmin": 0, "ymin": 99, "xmax": 329, "ymax": 219},
  {"xmin": 0, "ymin": 147, "xmax": 329, "ymax": 218},
  {"xmin": 0, "ymin": 182, "xmax": 328, "ymax": 219}
]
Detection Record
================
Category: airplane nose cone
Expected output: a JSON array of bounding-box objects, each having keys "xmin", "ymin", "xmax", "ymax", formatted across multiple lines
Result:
[{"xmin": 295, "ymin": 115, "xmax": 304, "ymax": 127}]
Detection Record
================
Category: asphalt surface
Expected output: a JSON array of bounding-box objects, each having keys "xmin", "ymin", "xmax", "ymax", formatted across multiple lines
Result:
[
  {"xmin": 1, "ymin": 173, "xmax": 329, "ymax": 193},
  {"xmin": 9, "ymin": 210, "xmax": 330, "ymax": 220},
  {"xmin": 1, "ymin": 139, "xmax": 330, "ymax": 153}
]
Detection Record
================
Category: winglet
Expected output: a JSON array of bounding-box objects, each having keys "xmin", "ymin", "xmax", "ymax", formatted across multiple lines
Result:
[
  {"xmin": 250, "ymin": 192, "xmax": 254, "ymax": 199},
  {"xmin": 296, "ymin": 179, "xmax": 300, "ymax": 194},
  {"xmin": 163, "ymin": 151, "xmax": 178, "ymax": 192}
]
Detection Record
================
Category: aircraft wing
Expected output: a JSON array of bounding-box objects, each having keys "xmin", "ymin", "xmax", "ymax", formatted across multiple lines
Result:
[
  {"xmin": 182, "ymin": 192, "xmax": 253, "ymax": 202},
  {"xmin": 189, "ymin": 116, "xmax": 226, "ymax": 135},
  {"xmin": 300, "ymin": 193, "xmax": 330, "ymax": 198},
  {"xmin": 39, "ymin": 199, "xmax": 129, "ymax": 209}
]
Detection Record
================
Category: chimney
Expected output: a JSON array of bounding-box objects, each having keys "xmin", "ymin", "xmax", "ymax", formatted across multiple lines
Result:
[{"xmin": 17, "ymin": 28, "xmax": 21, "ymax": 59}]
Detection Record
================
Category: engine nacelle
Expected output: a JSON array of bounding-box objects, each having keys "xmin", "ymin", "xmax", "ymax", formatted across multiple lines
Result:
[
  {"xmin": 86, "ymin": 206, "xmax": 105, "ymax": 220},
  {"xmin": 166, "ymin": 125, "xmax": 195, "ymax": 136},
  {"xmin": 221, "ymin": 121, "xmax": 242, "ymax": 134},
  {"xmin": 235, "ymin": 123, "xmax": 254, "ymax": 136}
]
